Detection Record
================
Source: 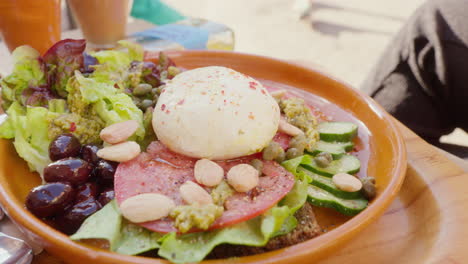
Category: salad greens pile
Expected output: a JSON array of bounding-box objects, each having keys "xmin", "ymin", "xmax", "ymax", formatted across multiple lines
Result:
[{"xmin": 0, "ymin": 39, "xmax": 169, "ymax": 177}]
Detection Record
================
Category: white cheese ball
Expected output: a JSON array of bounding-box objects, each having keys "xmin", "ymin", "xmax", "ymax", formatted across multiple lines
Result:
[{"xmin": 153, "ymin": 66, "xmax": 280, "ymax": 160}]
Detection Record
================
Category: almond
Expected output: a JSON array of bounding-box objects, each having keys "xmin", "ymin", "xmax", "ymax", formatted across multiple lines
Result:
[
  {"xmin": 194, "ymin": 159, "xmax": 224, "ymax": 187},
  {"xmin": 120, "ymin": 193, "xmax": 175, "ymax": 223},
  {"xmin": 332, "ymin": 173, "xmax": 362, "ymax": 192},
  {"xmin": 96, "ymin": 141, "xmax": 140, "ymax": 162},
  {"xmin": 278, "ymin": 118, "xmax": 303, "ymax": 137},
  {"xmin": 227, "ymin": 164, "xmax": 259, "ymax": 192},
  {"xmin": 179, "ymin": 181, "xmax": 213, "ymax": 205},
  {"xmin": 100, "ymin": 120, "xmax": 139, "ymax": 144}
]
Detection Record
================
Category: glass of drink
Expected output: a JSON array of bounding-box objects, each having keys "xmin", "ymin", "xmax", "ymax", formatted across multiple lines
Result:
[
  {"xmin": 67, "ymin": 0, "xmax": 133, "ymax": 49},
  {"xmin": 0, "ymin": 0, "xmax": 62, "ymax": 54}
]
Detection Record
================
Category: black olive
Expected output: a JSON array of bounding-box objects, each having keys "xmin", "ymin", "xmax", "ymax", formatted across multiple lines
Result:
[
  {"xmin": 25, "ymin": 182, "xmax": 75, "ymax": 218},
  {"xmin": 97, "ymin": 188, "xmax": 115, "ymax": 207},
  {"xmin": 95, "ymin": 160, "xmax": 118, "ymax": 184},
  {"xmin": 75, "ymin": 182, "xmax": 98, "ymax": 203},
  {"xmin": 56, "ymin": 198, "xmax": 101, "ymax": 235},
  {"xmin": 80, "ymin": 144, "xmax": 100, "ymax": 165},
  {"xmin": 49, "ymin": 133, "xmax": 81, "ymax": 161},
  {"xmin": 44, "ymin": 158, "xmax": 92, "ymax": 186}
]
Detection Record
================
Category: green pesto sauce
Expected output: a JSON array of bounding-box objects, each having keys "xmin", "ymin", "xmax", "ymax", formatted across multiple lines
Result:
[
  {"xmin": 48, "ymin": 76, "xmax": 105, "ymax": 144},
  {"xmin": 279, "ymin": 97, "xmax": 319, "ymax": 150},
  {"xmin": 48, "ymin": 112, "xmax": 104, "ymax": 144},
  {"xmin": 170, "ymin": 204, "xmax": 224, "ymax": 233},
  {"xmin": 211, "ymin": 181, "xmax": 234, "ymax": 206}
]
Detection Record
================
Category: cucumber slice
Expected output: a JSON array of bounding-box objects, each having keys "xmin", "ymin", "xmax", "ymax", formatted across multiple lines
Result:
[
  {"xmin": 307, "ymin": 185, "xmax": 368, "ymax": 216},
  {"xmin": 301, "ymin": 154, "xmax": 360, "ymax": 177},
  {"xmin": 309, "ymin": 141, "xmax": 354, "ymax": 160},
  {"xmin": 318, "ymin": 122, "xmax": 358, "ymax": 142},
  {"xmin": 298, "ymin": 168, "xmax": 363, "ymax": 199}
]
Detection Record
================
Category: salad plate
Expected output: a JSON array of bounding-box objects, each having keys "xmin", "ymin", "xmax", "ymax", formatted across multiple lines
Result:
[{"xmin": 0, "ymin": 48, "xmax": 406, "ymax": 263}]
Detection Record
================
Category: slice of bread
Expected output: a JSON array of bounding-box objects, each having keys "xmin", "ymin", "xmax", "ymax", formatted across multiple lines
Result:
[{"xmin": 208, "ymin": 203, "xmax": 322, "ymax": 259}]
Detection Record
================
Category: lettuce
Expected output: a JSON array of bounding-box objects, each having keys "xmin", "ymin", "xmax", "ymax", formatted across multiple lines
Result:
[
  {"xmin": 91, "ymin": 40, "xmax": 144, "ymax": 88},
  {"xmin": 70, "ymin": 201, "xmax": 165, "ymax": 255},
  {"xmin": 70, "ymin": 177, "xmax": 308, "ymax": 264},
  {"xmin": 0, "ymin": 102, "xmax": 52, "ymax": 176},
  {"xmin": 92, "ymin": 93, "xmax": 145, "ymax": 141},
  {"xmin": 43, "ymin": 39, "xmax": 87, "ymax": 97},
  {"xmin": 72, "ymin": 71, "xmax": 117, "ymax": 104},
  {"xmin": 0, "ymin": 46, "xmax": 46, "ymax": 108}
]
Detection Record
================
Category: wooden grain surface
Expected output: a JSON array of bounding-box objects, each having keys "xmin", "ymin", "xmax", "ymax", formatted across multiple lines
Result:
[{"xmin": 30, "ymin": 121, "xmax": 468, "ymax": 264}]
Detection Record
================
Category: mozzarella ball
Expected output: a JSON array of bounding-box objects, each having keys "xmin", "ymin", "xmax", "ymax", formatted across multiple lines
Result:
[{"xmin": 153, "ymin": 66, "xmax": 280, "ymax": 160}]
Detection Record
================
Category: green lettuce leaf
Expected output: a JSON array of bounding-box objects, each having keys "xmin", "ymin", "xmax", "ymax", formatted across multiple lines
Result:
[
  {"xmin": 90, "ymin": 41, "xmax": 143, "ymax": 89},
  {"xmin": 1, "ymin": 102, "xmax": 52, "ymax": 175},
  {"xmin": 92, "ymin": 93, "xmax": 145, "ymax": 141},
  {"xmin": 70, "ymin": 200, "xmax": 122, "ymax": 250},
  {"xmin": 71, "ymin": 200, "xmax": 164, "ymax": 255},
  {"xmin": 117, "ymin": 40, "xmax": 144, "ymax": 62},
  {"xmin": 0, "ymin": 46, "xmax": 46, "ymax": 108},
  {"xmin": 71, "ymin": 71, "xmax": 117, "ymax": 104},
  {"xmin": 115, "ymin": 222, "xmax": 165, "ymax": 255}
]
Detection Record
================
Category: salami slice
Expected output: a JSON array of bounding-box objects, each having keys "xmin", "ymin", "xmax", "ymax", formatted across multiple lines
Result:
[{"xmin": 114, "ymin": 141, "xmax": 295, "ymax": 233}]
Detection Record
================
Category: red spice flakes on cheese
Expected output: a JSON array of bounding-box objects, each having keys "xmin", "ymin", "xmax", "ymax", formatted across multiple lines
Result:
[
  {"xmin": 177, "ymin": 99, "xmax": 185, "ymax": 105},
  {"xmin": 249, "ymin": 81, "xmax": 257, "ymax": 90},
  {"xmin": 161, "ymin": 104, "xmax": 166, "ymax": 111},
  {"xmin": 248, "ymin": 112, "xmax": 255, "ymax": 120}
]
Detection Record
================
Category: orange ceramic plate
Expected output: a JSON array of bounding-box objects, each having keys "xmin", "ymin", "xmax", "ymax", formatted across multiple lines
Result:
[{"xmin": 0, "ymin": 51, "xmax": 407, "ymax": 264}]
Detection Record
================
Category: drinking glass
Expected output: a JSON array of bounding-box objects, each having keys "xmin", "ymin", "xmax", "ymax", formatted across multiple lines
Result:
[
  {"xmin": 0, "ymin": 0, "xmax": 61, "ymax": 54},
  {"xmin": 67, "ymin": 0, "xmax": 133, "ymax": 49}
]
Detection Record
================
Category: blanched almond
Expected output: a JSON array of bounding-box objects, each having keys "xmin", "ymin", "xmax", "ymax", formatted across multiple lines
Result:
[
  {"xmin": 100, "ymin": 120, "xmax": 139, "ymax": 144},
  {"xmin": 97, "ymin": 141, "xmax": 140, "ymax": 162},
  {"xmin": 194, "ymin": 159, "xmax": 224, "ymax": 187},
  {"xmin": 278, "ymin": 119, "xmax": 303, "ymax": 137},
  {"xmin": 270, "ymin": 89, "xmax": 287, "ymax": 99},
  {"xmin": 120, "ymin": 193, "xmax": 175, "ymax": 223},
  {"xmin": 227, "ymin": 164, "xmax": 259, "ymax": 192},
  {"xmin": 332, "ymin": 173, "xmax": 362, "ymax": 192},
  {"xmin": 179, "ymin": 181, "xmax": 213, "ymax": 205}
]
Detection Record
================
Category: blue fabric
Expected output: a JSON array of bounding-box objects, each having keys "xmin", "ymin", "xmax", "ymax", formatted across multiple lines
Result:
[
  {"xmin": 131, "ymin": 0, "xmax": 186, "ymax": 25},
  {"xmin": 131, "ymin": 24, "xmax": 209, "ymax": 49}
]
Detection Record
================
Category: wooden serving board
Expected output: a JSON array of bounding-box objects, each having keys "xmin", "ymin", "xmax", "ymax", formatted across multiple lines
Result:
[{"xmin": 31, "ymin": 121, "xmax": 468, "ymax": 264}]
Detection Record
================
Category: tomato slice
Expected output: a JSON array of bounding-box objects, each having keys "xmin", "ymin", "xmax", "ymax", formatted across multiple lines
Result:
[{"xmin": 114, "ymin": 140, "xmax": 295, "ymax": 233}]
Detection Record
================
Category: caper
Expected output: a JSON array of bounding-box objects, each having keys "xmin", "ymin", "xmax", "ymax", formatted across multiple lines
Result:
[
  {"xmin": 132, "ymin": 97, "xmax": 142, "ymax": 107},
  {"xmin": 262, "ymin": 142, "xmax": 283, "ymax": 161},
  {"xmin": 140, "ymin": 99, "xmax": 154, "ymax": 111},
  {"xmin": 133, "ymin": 83, "xmax": 152, "ymax": 96},
  {"xmin": 168, "ymin": 66, "xmax": 181, "ymax": 77},
  {"xmin": 153, "ymin": 94, "xmax": 159, "ymax": 102},
  {"xmin": 315, "ymin": 152, "xmax": 332, "ymax": 167},
  {"xmin": 250, "ymin": 159, "xmax": 263, "ymax": 176},
  {"xmin": 160, "ymin": 71, "xmax": 168, "ymax": 80},
  {"xmin": 361, "ymin": 177, "xmax": 376, "ymax": 199},
  {"xmin": 286, "ymin": 147, "xmax": 302, "ymax": 160},
  {"xmin": 289, "ymin": 134, "xmax": 307, "ymax": 152},
  {"xmin": 151, "ymin": 88, "xmax": 159, "ymax": 95},
  {"xmin": 274, "ymin": 150, "xmax": 286, "ymax": 164}
]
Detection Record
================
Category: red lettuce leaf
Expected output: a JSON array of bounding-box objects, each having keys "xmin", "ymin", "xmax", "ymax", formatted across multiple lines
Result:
[{"xmin": 43, "ymin": 39, "xmax": 87, "ymax": 97}]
